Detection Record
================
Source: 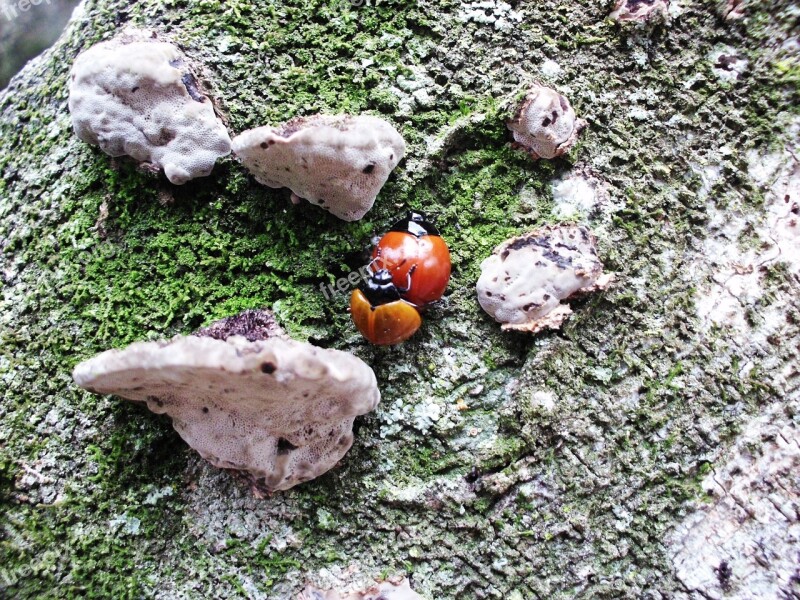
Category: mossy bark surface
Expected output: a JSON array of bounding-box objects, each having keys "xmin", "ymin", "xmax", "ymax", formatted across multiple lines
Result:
[{"xmin": 1, "ymin": 1, "xmax": 798, "ymax": 598}]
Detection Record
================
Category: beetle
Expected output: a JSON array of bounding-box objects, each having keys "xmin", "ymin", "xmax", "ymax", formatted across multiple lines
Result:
[
  {"xmin": 350, "ymin": 269, "xmax": 422, "ymax": 346},
  {"xmin": 371, "ymin": 211, "xmax": 451, "ymax": 307}
]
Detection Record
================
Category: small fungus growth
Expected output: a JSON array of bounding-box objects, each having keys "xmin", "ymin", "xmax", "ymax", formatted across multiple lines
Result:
[
  {"xmin": 231, "ymin": 114, "xmax": 406, "ymax": 221},
  {"xmin": 476, "ymin": 225, "xmax": 614, "ymax": 333},
  {"xmin": 610, "ymin": 0, "xmax": 670, "ymax": 22},
  {"xmin": 299, "ymin": 577, "xmax": 422, "ymax": 600},
  {"xmin": 724, "ymin": 0, "xmax": 746, "ymax": 20},
  {"xmin": 507, "ymin": 84, "xmax": 586, "ymax": 160},
  {"xmin": 72, "ymin": 310, "xmax": 380, "ymax": 493},
  {"xmin": 68, "ymin": 29, "xmax": 231, "ymax": 184}
]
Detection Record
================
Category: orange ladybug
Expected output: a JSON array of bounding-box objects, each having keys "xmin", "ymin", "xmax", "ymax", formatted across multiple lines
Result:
[
  {"xmin": 371, "ymin": 211, "xmax": 451, "ymax": 307},
  {"xmin": 350, "ymin": 269, "xmax": 421, "ymax": 346}
]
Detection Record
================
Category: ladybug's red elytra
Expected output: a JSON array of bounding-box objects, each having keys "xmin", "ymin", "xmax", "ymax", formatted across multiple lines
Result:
[
  {"xmin": 371, "ymin": 211, "xmax": 451, "ymax": 308},
  {"xmin": 350, "ymin": 269, "xmax": 422, "ymax": 346}
]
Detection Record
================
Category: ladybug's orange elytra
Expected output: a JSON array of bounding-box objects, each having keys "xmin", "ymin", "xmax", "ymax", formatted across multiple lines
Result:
[
  {"xmin": 350, "ymin": 287, "xmax": 422, "ymax": 346},
  {"xmin": 371, "ymin": 211, "xmax": 451, "ymax": 307}
]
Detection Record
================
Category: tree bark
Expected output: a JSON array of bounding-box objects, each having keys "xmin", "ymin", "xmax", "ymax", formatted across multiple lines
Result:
[{"xmin": 0, "ymin": 0, "xmax": 798, "ymax": 598}]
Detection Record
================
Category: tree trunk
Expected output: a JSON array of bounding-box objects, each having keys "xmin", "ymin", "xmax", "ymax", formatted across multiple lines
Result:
[{"xmin": 1, "ymin": 0, "xmax": 798, "ymax": 598}]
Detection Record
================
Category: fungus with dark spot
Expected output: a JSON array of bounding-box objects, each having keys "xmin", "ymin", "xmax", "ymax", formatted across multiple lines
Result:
[
  {"xmin": 231, "ymin": 114, "xmax": 405, "ymax": 221},
  {"xmin": 508, "ymin": 84, "xmax": 586, "ymax": 160},
  {"xmin": 72, "ymin": 310, "xmax": 380, "ymax": 493},
  {"xmin": 476, "ymin": 225, "xmax": 614, "ymax": 333},
  {"xmin": 610, "ymin": 0, "xmax": 670, "ymax": 22},
  {"xmin": 68, "ymin": 28, "xmax": 231, "ymax": 184}
]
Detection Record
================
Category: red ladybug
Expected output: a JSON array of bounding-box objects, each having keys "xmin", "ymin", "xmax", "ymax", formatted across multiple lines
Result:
[
  {"xmin": 350, "ymin": 269, "xmax": 421, "ymax": 346},
  {"xmin": 371, "ymin": 211, "xmax": 451, "ymax": 307}
]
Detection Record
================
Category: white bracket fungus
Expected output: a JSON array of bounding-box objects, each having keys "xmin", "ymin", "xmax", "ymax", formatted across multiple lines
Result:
[
  {"xmin": 72, "ymin": 310, "xmax": 380, "ymax": 493},
  {"xmin": 231, "ymin": 114, "xmax": 406, "ymax": 221},
  {"xmin": 68, "ymin": 29, "xmax": 232, "ymax": 185},
  {"xmin": 299, "ymin": 578, "xmax": 422, "ymax": 600},
  {"xmin": 610, "ymin": 0, "xmax": 670, "ymax": 22},
  {"xmin": 507, "ymin": 85, "xmax": 586, "ymax": 160},
  {"xmin": 476, "ymin": 225, "xmax": 614, "ymax": 333}
]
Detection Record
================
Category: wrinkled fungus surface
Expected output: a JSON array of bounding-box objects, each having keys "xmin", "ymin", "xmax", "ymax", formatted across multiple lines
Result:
[
  {"xmin": 72, "ymin": 325, "xmax": 380, "ymax": 493},
  {"xmin": 507, "ymin": 85, "xmax": 586, "ymax": 160},
  {"xmin": 476, "ymin": 225, "xmax": 614, "ymax": 333},
  {"xmin": 68, "ymin": 28, "xmax": 231, "ymax": 184},
  {"xmin": 232, "ymin": 114, "xmax": 405, "ymax": 221}
]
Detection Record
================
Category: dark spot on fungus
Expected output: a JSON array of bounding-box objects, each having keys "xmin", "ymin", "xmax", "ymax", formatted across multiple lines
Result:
[
  {"xmin": 260, "ymin": 142, "xmax": 268, "ymax": 149},
  {"xmin": 276, "ymin": 437, "xmax": 298, "ymax": 455},
  {"xmin": 363, "ymin": 163, "xmax": 375, "ymax": 174},
  {"xmin": 147, "ymin": 395, "xmax": 164, "ymax": 407},
  {"xmin": 715, "ymin": 560, "xmax": 733, "ymax": 592},
  {"xmin": 260, "ymin": 362, "xmax": 276, "ymax": 374},
  {"xmin": 180, "ymin": 73, "xmax": 205, "ymax": 103},
  {"xmin": 202, "ymin": 407, "xmax": 209, "ymax": 414},
  {"xmin": 131, "ymin": 86, "xmax": 139, "ymax": 93}
]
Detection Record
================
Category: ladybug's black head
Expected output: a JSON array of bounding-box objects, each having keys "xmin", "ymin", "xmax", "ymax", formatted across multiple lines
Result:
[
  {"xmin": 390, "ymin": 210, "xmax": 440, "ymax": 237},
  {"xmin": 360, "ymin": 269, "xmax": 402, "ymax": 307}
]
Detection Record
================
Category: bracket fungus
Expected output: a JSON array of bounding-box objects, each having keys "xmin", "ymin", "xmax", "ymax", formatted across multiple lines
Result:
[
  {"xmin": 476, "ymin": 225, "xmax": 614, "ymax": 333},
  {"xmin": 231, "ymin": 115, "xmax": 406, "ymax": 221},
  {"xmin": 299, "ymin": 578, "xmax": 422, "ymax": 600},
  {"xmin": 507, "ymin": 85, "xmax": 586, "ymax": 160},
  {"xmin": 72, "ymin": 310, "xmax": 380, "ymax": 493},
  {"xmin": 610, "ymin": 0, "xmax": 670, "ymax": 22},
  {"xmin": 68, "ymin": 28, "xmax": 231, "ymax": 185}
]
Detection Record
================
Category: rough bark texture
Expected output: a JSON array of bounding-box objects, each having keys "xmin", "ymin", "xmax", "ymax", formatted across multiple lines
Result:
[{"xmin": 1, "ymin": 1, "xmax": 798, "ymax": 598}]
